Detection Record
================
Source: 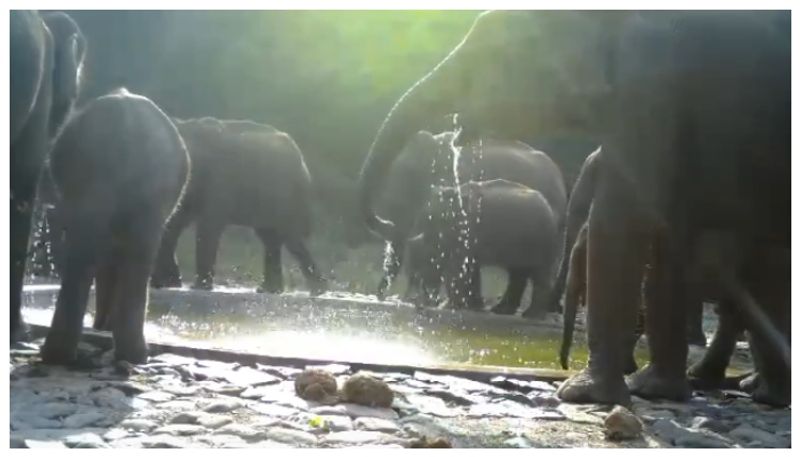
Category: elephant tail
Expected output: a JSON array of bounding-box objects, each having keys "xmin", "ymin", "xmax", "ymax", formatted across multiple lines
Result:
[{"xmin": 559, "ymin": 223, "xmax": 587, "ymax": 370}]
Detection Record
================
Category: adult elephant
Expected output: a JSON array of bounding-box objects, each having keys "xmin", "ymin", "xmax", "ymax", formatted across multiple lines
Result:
[
  {"xmin": 357, "ymin": 11, "xmax": 789, "ymax": 406},
  {"xmin": 41, "ymin": 88, "xmax": 189, "ymax": 364},
  {"xmin": 372, "ymin": 129, "xmax": 567, "ymax": 302},
  {"xmin": 150, "ymin": 117, "xmax": 327, "ymax": 295},
  {"xmin": 10, "ymin": 10, "xmax": 85, "ymax": 342},
  {"xmin": 404, "ymin": 179, "xmax": 559, "ymax": 315}
]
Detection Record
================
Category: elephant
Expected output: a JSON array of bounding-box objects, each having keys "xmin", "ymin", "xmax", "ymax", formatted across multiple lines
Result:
[
  {"xmin": 356, "ymin": 11, "xmax": 790, "ymax": 406},
  {"xmin": 150, "ymin": 117, "xmax": 327, "ymax": 295},
  {"xmin": 371, "ymin": 129, "xmax": 567, "ymax": 305},
  {"xmin": 10, "ymin": 10, "xmax": 85, "ymax": 342},
  {"xmin": 404, "ymin": 179, "xmax": 559, "ymax": 315},
  {"xmin": 40, "ymin": 88, "xmax": 189, "ymax": 364}
]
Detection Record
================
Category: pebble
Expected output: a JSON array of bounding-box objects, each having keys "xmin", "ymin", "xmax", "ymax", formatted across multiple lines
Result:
[
  {"xmin": 603, "ymin": 405, "xmax": 643, "ymax": 441},
  {"xmin": 354, "ymin": 417, "xmax": 401, "ymax": 433},
  {"xmin": 341, "ymin": 372, "xmax": 394, "ymax": 407}
]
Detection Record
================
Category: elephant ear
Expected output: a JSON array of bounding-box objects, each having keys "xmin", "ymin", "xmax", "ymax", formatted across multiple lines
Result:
[{"xmin": 48, "ymin": 18, "xmax": 86, "ymax": 136}]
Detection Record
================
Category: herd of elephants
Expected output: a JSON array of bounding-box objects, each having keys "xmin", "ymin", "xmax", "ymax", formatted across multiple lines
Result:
[{"xmin": 10, "ymin": 10, "xmax": 790, "ymax": 409}]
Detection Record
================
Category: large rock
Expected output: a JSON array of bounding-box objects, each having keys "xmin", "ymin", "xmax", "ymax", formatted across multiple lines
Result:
[
  {"xmin": 294, "ymin": 369, "xmax": 338, "ymax": 404},
  {"xmin": 341, "ymin": 373, "xmax": 394, "ymax": 408},
  {"xmin": 603, "ymin": 405, "xmax": 642, "ymax": 441}
]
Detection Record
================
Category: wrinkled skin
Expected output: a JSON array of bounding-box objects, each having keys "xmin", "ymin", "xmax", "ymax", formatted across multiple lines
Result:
[
  {"xmin": 372, "ymin": 130, "xmax": 566, "ymax": 301},
  {"xmin": 40, "ymin": 89, "xmax": 189, "ymax": 364},
  {"xmin": 150, "ymin": 118, "xmax": 326, "ymax": 295},
  {"xmin": 407, "ymin": 179, "xmax": 558, "ymax": 315},
  {"xmin": 10, "ymin": 10, "xmax": 85, "ymax": 343},
  {"xmin": 357, "ymin": 11, "xmax": 789, "ymax": 405}
]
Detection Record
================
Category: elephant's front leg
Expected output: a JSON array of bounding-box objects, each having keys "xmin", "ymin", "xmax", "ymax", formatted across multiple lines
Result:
[
  {"xmin": 556, "ymin": 174, "xmax": 649, "ymax": 405},
  {"xmin": 193, "ymin": 219, "xmax": 224, "ymax": 291},
  {"xmin": 688, "ymin": 300, "xmax": 742, "ymax": 389},
  {"xmin": 628, "ymin": 228, "xmax": 692, "ymax": 401}
]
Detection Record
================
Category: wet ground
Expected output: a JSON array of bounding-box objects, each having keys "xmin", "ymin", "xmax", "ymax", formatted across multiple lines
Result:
[{"xmin": 9, "ymin": 339, "xmax": 790, "ymax": 448}]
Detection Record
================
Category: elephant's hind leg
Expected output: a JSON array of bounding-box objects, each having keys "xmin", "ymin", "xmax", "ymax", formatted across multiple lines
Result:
[
  {"xmin": 193, "ymin": 219, "xmax": 224, "ymax": 291},
  {"xmin": 492, "ymin": 269, "xmax": 527, "ymax": 315},
  {"xmin": 93, "ymin": 255, "xmax": 118, "ymax": 331},
  {"xmin": 151, "ymin": 200, "xmax": 193, "ymax": 288},
  {"xmin": 255, "ymin": 227, "xmax": 284, "ymax": 294},
  {"xmin": 687, "ymin": 300, "xmax": 742, "ymax": 390},
  {"xmin": 285, "ymin": 238, "xmax": 327, "ymax": 296}
]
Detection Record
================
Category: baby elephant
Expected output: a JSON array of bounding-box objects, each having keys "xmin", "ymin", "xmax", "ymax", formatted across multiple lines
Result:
[
  {"xmin": 406, "ymin": 179, "xmax": 559, "ymax": 316},
  {"xmin": 41, "ymin": 88, "xmax": 189, "ymax": 364}
]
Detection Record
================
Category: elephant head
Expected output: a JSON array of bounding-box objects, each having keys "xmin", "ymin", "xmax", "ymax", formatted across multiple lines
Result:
[
  {"xmin": 41, "ymin": 12, "xmax": 86, "ymax": 137},
  {"xmin": 357, "ymin": 10, "xmax": 616, "ymax": 244}
]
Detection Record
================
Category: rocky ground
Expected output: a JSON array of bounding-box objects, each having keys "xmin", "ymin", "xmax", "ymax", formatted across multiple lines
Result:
[{"xmin": 9, "ymin": 339, "xmax": 790, "ymax": 449}]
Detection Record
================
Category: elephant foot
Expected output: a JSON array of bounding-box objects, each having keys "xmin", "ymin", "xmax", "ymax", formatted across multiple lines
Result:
[
  {"xmin": 738, "ymin": 371, "xmax": 759, "ymax": 393},
  {"xmin": 191, "ymin": 279, "xmax": 214, "ymax": 291},
  {"xmin": 751, "ymin": 377, "xmax": 790, "ymax": 408},
  {"xmin": 40, "ymin": 331, "xmax": 79, "ymax": 365},
  {"xmin": 151, "ymin": 274, "xmax": 182, "ymax": 289},
  {"xmin": 556, "ymin": 367, "xmax": 631, "ymax": 405},
  {"xmin": 491, "ymin": 300, "xmax": 518, "ymax": 315},
  {"xmin": 687, "ymin": 361, "xmax": 727, "ymax": 390},
  {"xmin": 628, "ymin": 364, "xmax": 692, "ymax": 402},
  {"xmin": 113, "ymin": 334, "xmax": 149, "ymax": 365}
]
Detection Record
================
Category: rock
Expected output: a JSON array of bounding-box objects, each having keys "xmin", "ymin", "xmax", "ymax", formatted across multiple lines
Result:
[
  {"xmin": 407, "ymin": 436, "xmax": 452, "ymax": 448},
  {"xmin": 197, "ymin": 414, "xmax": 233, "ymax": 429},
  {"xmin": 195, "ymin": 434, "xmax": 248, "ymax": 448},
  {"xmin": 158, "ymin": 399, "xmax": 197, "ymax": 411},
  {"xmin": 489, "ymin": 376, "xmax": 556, "ymax": 393},
  {"xmin": 636, "ymin": 408, "xmax": 677, "ymax": 422},
  {"xmin": 106, "ymin": 380, "xmax": 150, "ymax": 396},
  {"xmin": 674, "ymin": 432, "xmax": 733, "ymax": 448},
  {"xmin": 502, "ymin": 436, "xmax": 532, "ymax": 448},
  {"xmin": 224, "ymin": 366, "xmax": 282, "ymax": 387},
  {"xmin": 405, "ymin": 394, "xmax": 457, "ymax": 417},
  {"xmin": 691, "ymin": 416, "xmax": 731, "ymax": 434},
  {"xmin": 603, "ymin": 405, "xmax": 643, "ymax": 441},
  {"xmin": 23, "ymin": 440, "xmax": 68, "ymax": 448},
  {"xmin": 170, "ymin": 411, "xmax": 202, "ymax": 424},
  {"xmin": 215, "ymin": 424, "xmax": 266, "ymax": 441},
  {"xmin": 294, "ymin": 369, "xmax": 338, "ymax": 404},
  {"xmin": 11, "ymin": 415, "xmax": 63, "ymax": 430},
  {"xmin": 240, "ymin": 385, "xmax": 278, "ymax": 399},
  {"xmin": 163, "ymin": 385, "xmax": 202, "ymax": 396},
  {"xmin": 102, "ymin": 428, "xmax": 129, "ymax": 441},
  {"xmin": 64, "ymin": 432, "xmax": 109, "ymax": 448},
  {"xmin": 38, "ymin": 401, "xmax": 78, "ymax": 419},
  {"xmin": 354, "ymin": 417, "xmax": 400, "ymax": 433},
  {"xmin": 119, "ymin": 418, "xmax": 159, "ymax": 432},
  {"xmin": 203, "ymin": 383, "xmax": 247, "ymax": 396},
  {"xmin": 651, "ymin": 419, "xmax": 734, "ymax": 447},
  {"xmin": 62, "ymin": 410, "xmax": 105, "ymax": 429},
  {"xmin": 153, "ymin": 424, "xmax": 208, "ymax": 436},
  {"xmin": 341, "ymin": 373, "xmax": 394, "ymax": 408},
  {"xmin": 730, "ymin": 424, "xmax": 790, "ymax": 448},
  {"xmin": 141, "ymin": 435, "xmax": 192, "ymax": 448},
  {"xmin": 322, "ymin": 430, "xmax": 408, "ymax": 446},
  {"xmin": 311, "ymin": 405, "xmax": 348, "ymax": 416},
  {"xmin": 341, "ymin": 403, "xmax": 399, "ymax": 420},
  {"xmin": 203, "ymin": 397, "xmax": 243, "ymax": 413},
  {"xmin": 248, "ymin": 403, "xmax": 298, "ymax": 418},
  {"xmin": 264, "ymin": 427, "xmax": 319, "ymax": 445},
  {"xmin": 90, "ymin": 387, "xmax": 131, "ymax": 409}
]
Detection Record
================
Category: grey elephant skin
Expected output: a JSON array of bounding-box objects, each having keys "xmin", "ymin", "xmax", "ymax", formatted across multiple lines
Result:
[
  {"xmin": 41, "ymin": 89, "xmax": 189, "ymax": 365},
  {"xmin": 10, "ymin": 10, "xmax": 85, "ymax": 343},
  {"xmin": 371, "ymin": 129, "xmax": 566, "ymax": 304},
  {"xmin": 405, "ymin": 179, "xmax": 559, "ymax": 316},
  {"xmin": 150, "ymin": 117, "xmax": 326, "ymax": 295},
  {"xmin": 356, "ymin": 11, "xmax": 789, "ymax": 406}
]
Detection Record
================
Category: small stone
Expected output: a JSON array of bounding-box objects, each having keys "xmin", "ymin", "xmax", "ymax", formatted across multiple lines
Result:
[
  {"xmin": 264, "ymin": 427, "xmax": 318, "ymax": 445},
  {"xmin": 142, "ymin": 435, "xmax": 192, "ymax": 448},
  {"xmin": 203, "ymin": 398, "xmax": 243, "ymax": 413},
  {"xmin": 24, "ymin": 440, "xmax": 68, "ymax": 448},
  {"xmin": 153, "ymin": 424, "xmax": 207, "ymax": 436},
  {"xmin": 354, "ymin": 417, "xmax": 400, "ymax": 433},
  {"xmin": 341, "ymin": 403, "xmax": 399, "ymax": 420},
  {"xmin": 203, "ymin": 384, "xmax": 246, "ymax": 396},
  {"xmin": 502, "ymin": 436, "xmax": 532, "ymax": 448},
  {"xmin": 295, "ymin": 369, "xmax": 338, "ymax": 404},
  {"xmin": 91, "ymin": 387, "xmax": 130, "ymax": 409},
  {"xmin": 64, "ymin": 432, "xmax": 109, "ymax": 448},
  {"xmin": 170, "ymin": 411, "xmax": 201, "ymax": 424},
  {"xmin": 62, "ymin": 411, "xmax": 105, "ymax": 429},
  {"xmin": 603, "ymin": 405, "xmax": 643, "ymax": 441},
  {"xmin": 119, "ymin": 418, "xmax": 158, "ymax": 432},
  {"xmin": 103, "ymin": 428, "xmax": 129, "ymax": 441},
  {"xmin": 342, "ymin": 373, "xmax": 394, "ymax": 408},
  {"xmin": 322, "ymin": 430, "xmax": 408, "ymax": 446},
  {"xmin": 215, "ymin": 424, "xmax": 266, "ymax": 441},
  {"xmin": 407, "ymin": 436, "xmax": 453, "ymax": 448}
]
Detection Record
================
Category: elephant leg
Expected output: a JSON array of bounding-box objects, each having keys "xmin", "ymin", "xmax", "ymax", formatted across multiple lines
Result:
[
  {"xmin": 686, "ymin": 298, "xmax": 707, "ymax": 347},
  {"xmin": 107, "ymin": 218, "xmax": 162, "ymax": 364},
  {"xmin": 41, "ymin": 210, "xmax": 106, "ymax": 364},
  {"xmin": 255, "ymin": 228, "xmax": 284, "ymax": 294},
  {"xmin": 151, "ymin": 201, "xmax": 194, "ymax": 288},
  {"xmin": 741, "ymin": 244, "xmax": 790, "ymax": 407},
  {"xmin": 492, "ymin": 269, "xmax": 527, "ymax": 315},
  {"xmin": 556, "ymin": 173, "xmax": 649, "ymax": 405},
  {"xmin": 93, "ymin": 255, "xmax": 118, "ymax": 331},
  {"xmin": 284, "ymin": 238, "xmax": 327, "ymax": 296},
  {"xmin": 623, "ymin": 304, "xmax": 646, "ymax": 375},
  {"xmin": 523, "ymin": 267, "xmax": 554, "ymax": 320},
  {"xmin": 10, "ymin": 181, "xmax": 38, "ymax": 343},
  {"xmin": 193, "ymin": 219, "xmax": 224, "ymax": 291},
  {"xmin": 687, "ymin": 300, "xmax": 742, "ymax": 389},
  {"xmin": 628, "ymin": 228, "xmax": 692, "ymax": 402}
]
